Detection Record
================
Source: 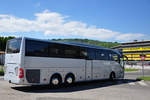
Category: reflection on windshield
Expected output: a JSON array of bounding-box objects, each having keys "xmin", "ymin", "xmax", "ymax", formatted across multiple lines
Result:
[{"xmin": 120, "ymin": 58, "xmax": 124, "ymax": 68}]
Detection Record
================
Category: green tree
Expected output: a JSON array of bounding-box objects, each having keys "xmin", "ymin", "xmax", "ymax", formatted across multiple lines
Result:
[
  {"xmin": 52, "ymin": 38, "xmax": 120, "ymax": 48},
  {"xmin": 0, "ymin": 36, "xmax": 15, "ymax": 51}
]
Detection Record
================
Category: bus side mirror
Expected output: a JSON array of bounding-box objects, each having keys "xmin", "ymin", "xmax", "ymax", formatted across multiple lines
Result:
[{"xmin": 123, "ymin": 55, "xmax": 128, "ymax": 62}]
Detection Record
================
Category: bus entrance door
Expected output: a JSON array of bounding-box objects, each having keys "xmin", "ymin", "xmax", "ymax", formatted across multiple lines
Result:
[{"xmin": 86, "ymin": 60, "xmax": 93, "ymax": 81}]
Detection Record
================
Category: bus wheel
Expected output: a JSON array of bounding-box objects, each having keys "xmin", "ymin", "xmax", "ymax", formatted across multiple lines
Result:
[
  {"xmin": 65, "ymin": 74, "xmax": 75, "ymax": 84},
  {"xmin": 109, "ymin": 72, "xmax": 116, "ymax": 81},
  {"xmin": 50, "ymin": 74, "xmax": 62, "ymax": 86}
]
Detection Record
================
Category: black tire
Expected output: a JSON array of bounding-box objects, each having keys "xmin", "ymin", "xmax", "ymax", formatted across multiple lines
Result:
[
  {"xmin": 50, "ymin": 74, "xmax": 62, "ymax": 86},
  {"xmin": 109, "ymin": 72, "xmax": 116, "ymax": 81},
  {"xmin": 65, "ymin": 74, "xmax": 75, "ymax": 85}
]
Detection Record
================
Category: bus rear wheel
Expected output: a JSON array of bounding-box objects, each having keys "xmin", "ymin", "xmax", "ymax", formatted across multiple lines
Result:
[
  {"xmin": 65, "ymin": 74, "xmax": 75, "ymax": 85},
  {"xmin": 50, "ymin": 74, "xmax": 62, "ymax": 86}
]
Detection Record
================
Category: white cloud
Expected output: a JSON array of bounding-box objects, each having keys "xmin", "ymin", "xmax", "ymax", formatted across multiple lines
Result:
[
  {"xmin": 116, "ymin": 33, "xmax": 146, "ymax": 41},
  {"xmin": 0, "ymin": 10, "xmax": 148, "ymax": 42}
]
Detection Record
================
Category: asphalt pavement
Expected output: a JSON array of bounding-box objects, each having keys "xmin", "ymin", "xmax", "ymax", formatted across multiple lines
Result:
[
  {"xmin": 125, "ymin": 69, "xmax": 150, "ymax": 79},
  {"xmin": 0, "ymin": 70, "xmax": 150, "ymax": 100}
]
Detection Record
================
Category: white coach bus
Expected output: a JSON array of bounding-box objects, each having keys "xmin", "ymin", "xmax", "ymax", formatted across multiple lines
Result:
[{"xmin": 4, "ymin": 37, "xmax": 124, "ymax": 86}]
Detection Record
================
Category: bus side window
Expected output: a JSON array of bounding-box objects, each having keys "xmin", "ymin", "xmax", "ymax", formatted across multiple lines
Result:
[
  {"xmin": 87, "ymin": 49, "xmax": 95, "ymax": 60},
  {"xmin": 49, "ymin": 43, "xmax": 63, "ymax": 57},
  {"xmin": 111, "ymin": 53, "xmax": 120, "ymax": 63},
  {"xmin": 64, "ymin": 45, "xmax": 78, "ymax": 58},
  {"xmin": 104, "ymin": 50, "xmax": 109, "ymax": 60},
  {"xmin": 96, "ymin": 50, "xmax": 109, "ymax": 60},
  {"xmin": 80, "ymin": 48, "xmax": 88, "ymax": 59},
  {"xmin": 109, "ymin": 53, "xmax": 112, "ymax": 60},
  {"xmin": 25, "ymin": 40, "xmax": 49, "ymax": 57},
  {"xmin": 100, "ymin": 53, "xmax": 105, "ymax": 59}
]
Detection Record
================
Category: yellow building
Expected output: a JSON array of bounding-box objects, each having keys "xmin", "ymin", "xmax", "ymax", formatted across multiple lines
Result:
[{"xmin": 112, "ymin": 41, "xmax": 150, "ymax": 66}]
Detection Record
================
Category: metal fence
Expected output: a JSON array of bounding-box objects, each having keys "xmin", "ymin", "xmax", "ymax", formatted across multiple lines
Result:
[{"xmin": 0, "ymin": 54, "xmax": 5, "ymax": 65}]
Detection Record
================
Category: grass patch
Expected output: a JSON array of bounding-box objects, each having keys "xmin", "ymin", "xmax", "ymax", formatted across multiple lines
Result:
[
  {"xmin": 0, "ymin": 70, "xmax": 4, "ymax": 76},
  {"xmin": 137, "ymin": 77, "xmax": 150, "ymax": 81},
  {"xmin": 125, "ymin": 68, "xmax": 139, "ymax": 72},
  {"xmin": 0, "ymin": 66, "xmax": 4, "ymax": 76}
]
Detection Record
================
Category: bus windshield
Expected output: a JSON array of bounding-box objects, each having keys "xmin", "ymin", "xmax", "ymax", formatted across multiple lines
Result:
[{"xmin": 6, "ymin": 38, "xmax": 21, "ymax": 53}]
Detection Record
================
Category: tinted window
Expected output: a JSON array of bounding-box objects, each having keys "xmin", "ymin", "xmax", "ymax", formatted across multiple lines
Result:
[
  {"xmin": 25, "ymin": 39, "xmax": 89, "ymax": 59},
  {"xmin": 49, "ymin": 43, "xmax": 63, "ymax": 57},
  {"xmin": 87, "ymin": 49, "xmax": 95, "ymax": 60},
  {"xmin": 96, "ymin": 49, "xmax": 109, "ymax": 60},
  {"xmin": 80, "ymin": 48, "xmax": 88, "ymax": 59},
  {"xmin": 63, "ymin": 45, "xmax": 79, "ymax": 58},
  {"xmin": 7, "ymin": 38, "xmax": 21, "ymax": 53},
  {"xmin": 110, "ymin": 52, "xmax": 120, "ymax": 63},
  {"xmin": 25, "ymin": 40, "xmax": 48, "ymax": 57}
]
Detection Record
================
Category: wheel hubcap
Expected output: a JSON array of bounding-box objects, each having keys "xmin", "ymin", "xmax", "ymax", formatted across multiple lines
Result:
[
  {"xmin": 52, "ymin": 78, "xmax": 59, "ymax": 85},
  {"xmin": 66, "ymin": 77, "xmax": 73, "ymax": 84}
]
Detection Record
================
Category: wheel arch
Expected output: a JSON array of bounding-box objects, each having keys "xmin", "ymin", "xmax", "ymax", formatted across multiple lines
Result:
[
  {"xmin": 110, "ymin": 71, "xmax": 116, "ymax": 79},
  {"xmin": 50, "ymin": 73, "xmax": 62, "ymax": 83}
]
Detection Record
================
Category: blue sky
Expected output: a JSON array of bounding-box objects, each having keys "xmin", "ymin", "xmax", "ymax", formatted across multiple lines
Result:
[{"xmin": 0, "ymin": 0, "xmax": 150, "ymax": 42}]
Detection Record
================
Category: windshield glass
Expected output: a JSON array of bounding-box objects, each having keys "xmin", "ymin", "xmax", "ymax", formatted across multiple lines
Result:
[
  {"xmin": 6, "ymin": 38, "xmax": 21, "ymax": 53},
  {"xmin": 120, "ymin": 57, "xmax": 124, "ymax": 68}
]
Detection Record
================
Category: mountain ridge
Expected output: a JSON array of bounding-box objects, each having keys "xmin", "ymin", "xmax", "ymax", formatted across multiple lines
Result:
[{"xmin": 0, "ymin": 37, "xmax": 120, "ymax": 51}]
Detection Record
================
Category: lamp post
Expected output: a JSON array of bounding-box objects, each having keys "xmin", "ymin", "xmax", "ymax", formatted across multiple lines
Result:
[{"xmin": 140, "ymin": 54, "xmax": 146, "ymax": 77}]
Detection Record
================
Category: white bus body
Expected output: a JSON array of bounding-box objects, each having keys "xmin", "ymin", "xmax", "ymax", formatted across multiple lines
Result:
[{"xmin": 4, "ymin": 37, "xmax": 124, "ymax": 85}]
